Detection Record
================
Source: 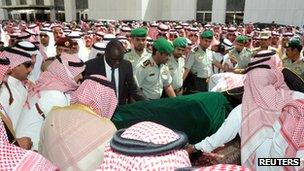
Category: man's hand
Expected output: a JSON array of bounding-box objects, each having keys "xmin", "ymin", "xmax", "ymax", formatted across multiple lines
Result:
[
  {"xmin": 184, "ymin": 144, "xmax": 198, "ymax": 154},
  {"xmin": 16, "ymin": 137, "xmax": 33, "ymax": 150}
]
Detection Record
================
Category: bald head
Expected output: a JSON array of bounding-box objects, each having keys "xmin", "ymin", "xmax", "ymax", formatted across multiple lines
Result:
[{"xmin": 105, "ymin": 39, "xmax": 125, "ymax": 68}]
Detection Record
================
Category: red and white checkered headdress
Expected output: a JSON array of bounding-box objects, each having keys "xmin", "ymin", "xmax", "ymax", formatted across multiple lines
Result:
[
  {"xmin": 31, "ymin": 53, "xmax": 85, "ymax": 96},
  {"xmin": 97, "ymin": 121, "xmax": 191, "ymax": 170},
  {"xmin": 0, "ymin": 140, "xmax": 58, "ymax": 170},
  {"xmin": 0, "ymin": 47, "xmax": 32, "ymax": 69},
  {"xmin": 71, "ymin": 75, "xmax": 117, "ymax": 118}
]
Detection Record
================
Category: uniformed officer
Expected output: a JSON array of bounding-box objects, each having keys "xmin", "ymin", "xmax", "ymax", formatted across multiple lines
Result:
[
  {"xmin": 252, "ymin": 31, "xmax": 277, "ymax": 55},
  {"xmin": 124, "ymin": 27, "xmax": 151, "ymax": 73},
  {"xmin": 136, "ymin": 38, "xmax": 176, "ymax": 100},
  {"xmin": 283, "ymin": 38, "xmax": 304, "ymax": 80},
  {"xmin": 167, "ymin": 37, "xmax": 188, "ymax": 95},
  {"xmin": 224, "ymin": 35, "xmax": 252, "ymax": 73},
  {"xmin": 183, "ymin": 30, "xmax": 214, "ymax": 92}
]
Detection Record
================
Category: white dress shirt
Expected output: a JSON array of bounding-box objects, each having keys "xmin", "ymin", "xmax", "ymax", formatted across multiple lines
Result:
[
  {"xmin": 104, "ymin": 57, "xmax": 119, "ymax": 99},
  {"xmin": 16, "ymin": 90, "xmax": 70, "ymax": 151},
  {"xmin": 0, "ymin": 76, "xmax": 28, "ymax": 129}
]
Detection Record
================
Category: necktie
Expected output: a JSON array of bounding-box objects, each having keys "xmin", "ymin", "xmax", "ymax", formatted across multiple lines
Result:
[{"xmin": 111, "ymin": 68, "xmax": 117, "ymax": 95}]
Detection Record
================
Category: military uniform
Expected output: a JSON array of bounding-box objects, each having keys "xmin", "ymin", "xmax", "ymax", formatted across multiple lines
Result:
[
  {"xmin": 124, "ymin": 48, "xmax": 151, "ymax": 73},
  {"xmin": 136, "ymin": 57, "xmax": 172, "ymax": 100},
  {"xmin": 185, "ymin": 46, "xmax": 213, "ymax": 91},
  {"xmin": 282, "ymin": 57, "xmax": 304, "ymax": 80},
  {"xmin": 228, "ymin": 47, "xmax": 252, "ymax": 69},
  {"xmin": 167, "ymin": 55, "xmax": 185, "ymax": 91}
]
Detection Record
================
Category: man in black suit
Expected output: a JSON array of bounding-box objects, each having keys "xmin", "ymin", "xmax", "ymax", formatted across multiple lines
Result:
[{"xmin": 84, "ymin": 39, "xmax": 146, "ymax": 105}]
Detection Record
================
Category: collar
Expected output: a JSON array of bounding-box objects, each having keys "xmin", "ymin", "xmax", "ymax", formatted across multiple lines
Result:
[
  {"xmin": 7, "ymin": 76, "xmax": 23, "ymax": 87},
  {"xmin": 132, "ymin": 48, "xmax": 148, "ymax": 58},
  {"xmin": 104, "ymin": 56, "xmax": 111, "ymax": 69}
]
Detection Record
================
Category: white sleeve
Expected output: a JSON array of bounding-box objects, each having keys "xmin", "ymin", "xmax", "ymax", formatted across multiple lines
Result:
[
  {"xmin": 292, "ymin": 91, "xmax": 304, "ymax": 100},
  {"xmin": 194, "ymin": 104, "xmax": 242, "ymax": 152}
]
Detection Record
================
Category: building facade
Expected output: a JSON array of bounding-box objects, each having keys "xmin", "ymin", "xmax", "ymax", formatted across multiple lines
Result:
[
  {"xmin": 1, "ymin": 0, "xmax": 304, "ymax": 26},
  {"xmin": 0, "ymin": 0, "xmax": 88, "ymax": 22}
]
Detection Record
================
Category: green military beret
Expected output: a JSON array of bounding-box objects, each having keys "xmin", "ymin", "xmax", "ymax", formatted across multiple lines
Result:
[
  {"xmin": 173, "ymin": 37, "xmax": 188, "ymax": 48},
  {"xmin": 236, "ymin": 35, "xmax": 248, "ymax": 44},
  {"xmin": 287, "ymin": 38, "xmax": 302, "ymax": 48},
  {"xmin": 130, "ymin": 27, "xmax": 148, "ymax": 37},
  {"xmin": 153, "ymin": 37, "xmax": 174, "ymax": 54},
  {"xmin": 200, "ymin": 30, "xmax": 214, "ymax": 39}
]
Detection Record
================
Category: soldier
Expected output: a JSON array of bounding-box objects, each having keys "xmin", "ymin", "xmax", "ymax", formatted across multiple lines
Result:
[
  {"xmin": 136, "ymin": 38, "xmax": 176, "ymax": 100},
  {"xmin": 283, "ymin": 38, "xmax": 304, "ymax": 80},
  {"xmin": 167, "ymin": 37, "xmax": 188, "ymax": 95},
  {"xmin": 252, "ymin": 31, "xmax": 277, "ymax": 54},
  {"xmin": 223, "ymin": 35, "xmax": 252, "ymax": 74},
  {"xmin": 124, "ymin": 27, "xmax": 151, "ymax": 74},
  {"xmin": 183, "ymin": 30, "xmax": 214, "ymax": 92}
]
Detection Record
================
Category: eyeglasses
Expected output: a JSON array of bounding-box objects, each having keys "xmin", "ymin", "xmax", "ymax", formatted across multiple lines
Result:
[{"xmin": 22, "ymin": 61, "xmax": 34, "ymax": 68}]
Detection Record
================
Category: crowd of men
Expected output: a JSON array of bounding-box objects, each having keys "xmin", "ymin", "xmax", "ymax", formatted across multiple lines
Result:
[{"xmin": 0, "ymin": 19, "xmax": 303, "ymax": 170}]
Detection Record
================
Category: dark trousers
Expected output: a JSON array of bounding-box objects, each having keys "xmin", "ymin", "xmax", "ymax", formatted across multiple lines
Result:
[
  {"xmin": 194, "ymin": 77, "xmax": 208, "ymax": 92},
  {"xmin": 183, "ymin": 72, "xmax": 208, "ymax": 94}
]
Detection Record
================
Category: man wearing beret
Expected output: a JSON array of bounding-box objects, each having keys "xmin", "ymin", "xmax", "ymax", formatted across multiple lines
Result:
[
  {"xmin": 41, "ymin": 37, "xmax": 74, "ymax": 71},
  {"xmin": 166, "ymin": 37, "xmax": 187, "ymax": 95},
  {"xmin": 183, "ymin": 30, "xmax": 214, "ymax": 92},
  {"xmin": 124, "ymin": 27, "xmax": 151, "ymax": 75},
  {"xmin": 224, "ymin": 35, "xmax": 252, "ymax": 74},
  {"xmin": 136, "ymin": 38, "xmax": 176, "ymax": 99},
  {"xmin": 283, "ymin": 38, "xmax": 304, "ymax": 80}
]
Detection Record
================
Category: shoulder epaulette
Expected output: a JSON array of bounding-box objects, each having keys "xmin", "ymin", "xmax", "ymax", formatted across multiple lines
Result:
[
  {"xmin": 193, "ymin": 46, "xmax": 199, "ymax": 52},
  {"xmin": 142, "ymin": 60, "xmax": 151, "ymax": 68}
]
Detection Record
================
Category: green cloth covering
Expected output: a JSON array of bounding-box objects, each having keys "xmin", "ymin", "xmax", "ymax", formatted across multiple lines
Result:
[
  {"xmin": 111, "ymin": 92, "xmax": 233, "ymax": 144},
  {"xmin": 153, "ymin": 38, "xmax": 174, "ymax": 54}
]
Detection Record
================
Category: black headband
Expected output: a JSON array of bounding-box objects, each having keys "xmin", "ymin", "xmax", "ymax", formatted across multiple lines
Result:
[
  {"xmin": 68, "ymin": 61, "xmax": 85, "ymax": 67},
  {"xmin": 92, "ymin": 44, "xmax": 106, "ymax": 51},
  {"xmin": 57, "ymin": 57, "xmax": 85, "ymax": 68},
  {"xmin": 245, "ymin": 64, "xmax": 271, "ymax": 74},
  {"xmin": 248, "ymin": 57, "xmax": 271, "ymax": 67},
  {"xmin": 84, "ymin": 76, "xmax": 115, "ymax": 90},
  {"xmin": 103, "ymin": 37, "xmax": 115, "ymax": 41},
  {"xmin": 16, "ymin": 34, "xmax": 31, "ymax": 40},
  {"xmin": 67, "ymin": 35, "xmax": 82, "ymax": 39},
  {"xmin": 158, "ymin": 27, "xmax": 169, "ymax": 32},
  {"xmin": 15, "ymin": 43, "xmax": 38, "ymax": 51},
  {"xmin": 0, "ymin": 57, "xmax": 10, "ymax": 65},
  {"xmin": 110, "ymin": 128, "xmax": 188, "ymax": 156},
  {"xmin": 253, "ymin": 50, "xmax": 276, "ymax": 58},
  {"xmin": 3, "ymin": 47, "xmax": 32, "ymax": 58}
]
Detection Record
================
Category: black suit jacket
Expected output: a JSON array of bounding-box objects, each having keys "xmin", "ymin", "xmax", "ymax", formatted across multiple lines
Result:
[{"xmin": 84, "ymin": 54, "xmax": 146, "ymax": 105}]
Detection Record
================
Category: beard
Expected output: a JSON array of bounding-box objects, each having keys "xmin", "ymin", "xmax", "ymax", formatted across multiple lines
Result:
[{"xmin": 134, "ymin": 45, "xmax": 145, "ymax": 52}]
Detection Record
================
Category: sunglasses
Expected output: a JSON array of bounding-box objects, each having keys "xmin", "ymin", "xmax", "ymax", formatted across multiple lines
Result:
[{"xmin": 22, "ymin": 61, "xmax": 34, "ymax": 68}]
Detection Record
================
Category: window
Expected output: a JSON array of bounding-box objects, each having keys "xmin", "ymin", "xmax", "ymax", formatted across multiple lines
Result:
[
  {"xmin": 196, "ymin": 12, "xmax": 212, "ymax": 23},
  {"xmin": 76, "ymin": 0, "xmax": 88, "ymax": 10},
  {"xmin": 36, "ymin": 0, "xmax": 44, "ymax": 5},
  {"xmin": 20, "ymin": 0, "xmax": 27, "ymax": 5},
  {"xmin": 226, "ymin": 0, "xmax": 245, "ymax": 23},
  {"xmin": 5, "ymin": 0, "xmax": 12, "ymax": 6},
  {"xmin": 226, "ymin": 0, "xmax": 245, "ymax": 11},
  {"xmin": 197, "ymin": 0, "xmax": 213, "ymax": 11}
]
